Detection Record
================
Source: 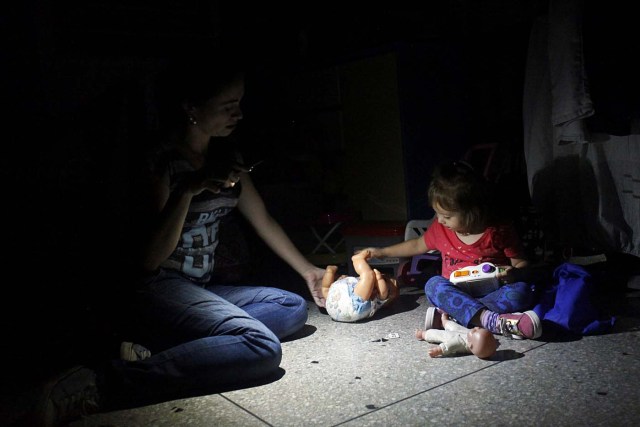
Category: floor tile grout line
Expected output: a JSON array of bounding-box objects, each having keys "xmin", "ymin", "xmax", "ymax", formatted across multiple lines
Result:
[
  {"xmin": 216, "ymin": 341, "xmax": 549, "ymax": 427},
  {"xmin": 220, "ymin": 393, "xmax": 275, "ymax": 427},
  {"xmin": 329, "ymin": 343, "xmax": 549, "ymax": 427}
]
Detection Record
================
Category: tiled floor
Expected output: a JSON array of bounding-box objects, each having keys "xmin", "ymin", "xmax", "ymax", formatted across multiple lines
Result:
[{"xmin": 57, "ymin": 283, "xmax": 640, "ymax": 427}]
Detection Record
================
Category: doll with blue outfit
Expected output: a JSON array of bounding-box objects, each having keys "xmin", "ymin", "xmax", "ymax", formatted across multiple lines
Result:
[{"xmin": 322, "ymin": 250, "xmax": 399, "ymax": 322}]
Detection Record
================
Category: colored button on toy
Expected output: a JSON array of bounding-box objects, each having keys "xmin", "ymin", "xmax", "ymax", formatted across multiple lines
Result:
[{"xmin": 482, "ymin": 264, "xmax": 496, "ymax": 273}]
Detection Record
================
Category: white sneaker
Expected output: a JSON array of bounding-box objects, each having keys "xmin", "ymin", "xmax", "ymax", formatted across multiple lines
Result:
[
  {"xmin": 33, "ymin": 366, "xmax": 100, "ymax": 426},
  {"xmin": 120, "ymin": 342, "xmax": 151, "ymax": 362},
  {"xmin": 424, "ymin": 306, "xmax": 444, "ymax": 330}
]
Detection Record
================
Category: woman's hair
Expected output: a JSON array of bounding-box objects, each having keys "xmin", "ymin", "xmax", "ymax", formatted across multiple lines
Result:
[
  {"xmin": 153, "ymin": 45, "xmax": 246, "ymax": 139},
  {"xmin": 428, "ymin": 160, "xmax": 497, "ymax": 231},
  {"xmin": 171, "ymin": 58, "xmax": 245, "ymax": 108}
]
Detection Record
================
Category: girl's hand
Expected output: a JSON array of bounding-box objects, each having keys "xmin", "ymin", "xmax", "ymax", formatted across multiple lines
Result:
[
  {"xmin": 496, "ymin": 266, "xmax": 517, "ymax": 284},
  {"xmin": 497, "ymin": 258, "xmax": 529, "ymax": 284},
  {"xmin": 357, "ymin": 247, "xmax": 383, "ymax": 259}
]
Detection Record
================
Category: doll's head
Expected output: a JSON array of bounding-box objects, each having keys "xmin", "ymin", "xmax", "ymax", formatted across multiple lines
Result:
[{"xmin": 466, "ymin": 327, "xmax": 498, "ymax": 359}]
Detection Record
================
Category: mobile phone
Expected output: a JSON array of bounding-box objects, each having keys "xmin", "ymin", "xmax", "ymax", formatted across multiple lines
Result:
[{"xmin": 246, "ymin": 159, "xmax": 264, "ymax": 173}]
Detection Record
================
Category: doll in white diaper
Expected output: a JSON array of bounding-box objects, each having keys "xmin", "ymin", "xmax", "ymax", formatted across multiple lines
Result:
[{"xmin": 321, "ymin": 249, "xmax": 399, "ymax": 322}]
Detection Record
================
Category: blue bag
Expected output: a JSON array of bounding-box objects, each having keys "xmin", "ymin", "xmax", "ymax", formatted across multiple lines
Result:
[{"xmin": 533, "ymin": 262, "xmax": 616, "ymax": 335}]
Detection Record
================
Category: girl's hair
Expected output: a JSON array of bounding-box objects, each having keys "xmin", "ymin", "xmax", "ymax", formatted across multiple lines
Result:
[{"xmin": 428, "ymin": 160, "xmax": 497, "ymax": 230}]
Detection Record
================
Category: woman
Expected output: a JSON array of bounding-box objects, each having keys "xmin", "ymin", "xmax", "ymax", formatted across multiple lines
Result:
[{"xmin": 34, "ymin": 50, "xmax": 327, "ymax": 426}]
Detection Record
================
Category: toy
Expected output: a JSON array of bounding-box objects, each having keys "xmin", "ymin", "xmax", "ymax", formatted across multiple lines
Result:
[
  {"xmin": 449, "ymin": 262, "xmax": 505, "ymax": 297},
  {"xmin": 416, "ymin": 310, "xmax": 498, "ymax": 359}
]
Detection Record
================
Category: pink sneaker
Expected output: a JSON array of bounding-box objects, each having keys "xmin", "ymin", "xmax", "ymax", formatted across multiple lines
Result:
[
  {"xmin": 424, "ymin": 306, "xmax": 444, "ymax": 330},
  {"xmin": 497, "ymin": 310, "xmax": 542, "ymax": 340}
]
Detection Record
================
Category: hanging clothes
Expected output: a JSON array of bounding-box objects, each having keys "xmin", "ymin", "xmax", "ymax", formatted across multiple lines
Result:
[{"xmin": 523, "ymin": 0, "xmax": 640, "ymax": 257}]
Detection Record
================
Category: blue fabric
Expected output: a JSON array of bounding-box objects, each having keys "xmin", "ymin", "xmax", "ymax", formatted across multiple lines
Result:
[
  {"xmin": 533, "ymin": 262, "xmax": 615, "ymax": 335},
  {"xmin": 108, "ymin": 269, "xmax": 308, "ymax": 404},
  {"xmin": 425, "ymin": 275, "xmax": 536, "ymax": 328}
]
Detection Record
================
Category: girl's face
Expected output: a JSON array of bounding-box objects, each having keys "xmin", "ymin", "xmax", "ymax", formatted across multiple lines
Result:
[
  {"xmin": 190, "ymin": 78, "xmax": 245, "ymax": 137},
  {"xmin": 433, "ymin": 203, "xmax": 465, "ymax": 233}
]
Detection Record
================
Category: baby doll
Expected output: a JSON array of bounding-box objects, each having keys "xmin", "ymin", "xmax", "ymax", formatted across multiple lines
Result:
[
  {"xmin": 416, "ymin": 310, "xmax": 497, "ymax": 359},
  {"xmin": 322, "ymin": 249, "xmax": 399, "ymax": 322}
]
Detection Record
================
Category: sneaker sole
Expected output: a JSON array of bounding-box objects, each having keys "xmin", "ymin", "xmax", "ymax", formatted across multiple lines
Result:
[
  {"xmin": 524, "ymin": 310, "xmax": 543, "ymax": 340},
  {"xmin": 424, "ymin": 306, "xmax": 437, "ymax": 330},
  {"xmin": 120, "ymin": 342, "xmax": 136, "ymax": 361},
  {"xmin": 32, "ymin": 366, "xmax": 98, "ymax": 427},
  {"xmin": 120, "ymin": 342, "xmax": 152, "ymax": 362}
]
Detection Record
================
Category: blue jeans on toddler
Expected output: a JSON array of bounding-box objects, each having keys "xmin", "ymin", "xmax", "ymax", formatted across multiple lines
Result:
[
  {"xmin": 103, "ymin": 269, "xmax": 308, "ymax": 406},
  {"xmin": 425, "ymin": 275, "xmax": 536, "ymax": 328}
]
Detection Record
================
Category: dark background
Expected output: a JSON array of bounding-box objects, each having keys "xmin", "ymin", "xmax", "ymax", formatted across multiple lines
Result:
[
  {"xmin": 4, "ymin": 1, "xmax": 640, "ymax": 411},
  {"xmin": 3, "ymin": 0, "xmax": 589, "ymax": 380},
  {"xmin": 4, "ymin": 0, "xmax": 536, "ymax": 241}
]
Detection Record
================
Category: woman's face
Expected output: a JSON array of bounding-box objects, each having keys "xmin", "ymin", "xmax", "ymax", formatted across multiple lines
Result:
[{"xmin": 191, "ymin": 77, "xmax": 245, "ymax": 137}]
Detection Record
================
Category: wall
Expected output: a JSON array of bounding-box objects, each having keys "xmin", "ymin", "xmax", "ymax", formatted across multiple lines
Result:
[{"xmin": 340, "ymin": 53, "xmax": 407, "ymax": 221}]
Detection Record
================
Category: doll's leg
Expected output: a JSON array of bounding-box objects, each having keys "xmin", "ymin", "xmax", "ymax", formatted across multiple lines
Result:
[
  {"xmin": 353, "ymin": 269, "xmax": 375, "ymax": 301},
  {"xmin": 351, "ymin": 250, "xmax": 376, "ymax": 300},
  {"xmin": 321, "ymin": 265, "xmax": 338, "ymax": 300}
]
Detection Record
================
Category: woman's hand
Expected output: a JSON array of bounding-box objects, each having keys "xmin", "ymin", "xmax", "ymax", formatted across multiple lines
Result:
[
  {"xmin": 302, "ymin": 266, "xmax": 327, "ymax": 308},
  {"xmin": 185, "ymin": 162, "xmax": 248, "ymax": 196}
]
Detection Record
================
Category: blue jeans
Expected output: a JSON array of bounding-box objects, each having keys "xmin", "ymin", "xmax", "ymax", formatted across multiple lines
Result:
[
  {"xmin": 106, "ymin": 269, "xmax": 308, "ymax": 405},
  {"xmin": 424, "ymin": 275, "xmax": 535, "ymax": 328}
]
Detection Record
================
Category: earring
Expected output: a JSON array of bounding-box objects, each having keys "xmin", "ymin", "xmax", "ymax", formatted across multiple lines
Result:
[{"xmin": 187, "ymin": 114, "xmax": 197, "ymax": 125}]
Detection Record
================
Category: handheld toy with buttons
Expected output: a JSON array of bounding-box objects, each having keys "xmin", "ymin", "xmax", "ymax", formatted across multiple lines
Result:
[{"xmin": 449, "ymin": 262, "xmax": 506, "ymax": 297}]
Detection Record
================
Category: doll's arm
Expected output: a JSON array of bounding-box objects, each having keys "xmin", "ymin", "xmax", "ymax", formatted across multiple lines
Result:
[
  {"xmin": 416, "ymin": 327, "xmax": 447, "ymax": 357},
  {"xmin": 428, "ymin": 345, "xmax": 445, "ymax": 358},
  {"xmin": 418, "ymin": 329, "xmax": 469, "ymax": 357},
  {"xmin": 373, "ymin": 269, "xmax": 389, "ymax": 300},
  {"xmin": 373, "ymin": 269, "xmax": 399, "ymax": 305}
]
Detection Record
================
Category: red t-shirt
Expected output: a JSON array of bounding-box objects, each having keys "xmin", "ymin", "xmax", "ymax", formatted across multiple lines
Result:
[{"xmin": 424, "ymin": 221, "xmax": 526, "ymax": 279}]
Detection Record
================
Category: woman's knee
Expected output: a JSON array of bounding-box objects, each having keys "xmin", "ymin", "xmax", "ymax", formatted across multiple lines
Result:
[
  {"xmin": 279, "ymin": 292, "xmax": 309, "ymax": 338},
  {"xmin": 246, "ymin": 329, "xmax": 283, "ymax": 372}
]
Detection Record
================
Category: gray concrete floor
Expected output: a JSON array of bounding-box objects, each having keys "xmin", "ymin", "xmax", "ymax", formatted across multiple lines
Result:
[{"xmin": 66, "ymin": 285, "xmax": 640, "ymax": 427}]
